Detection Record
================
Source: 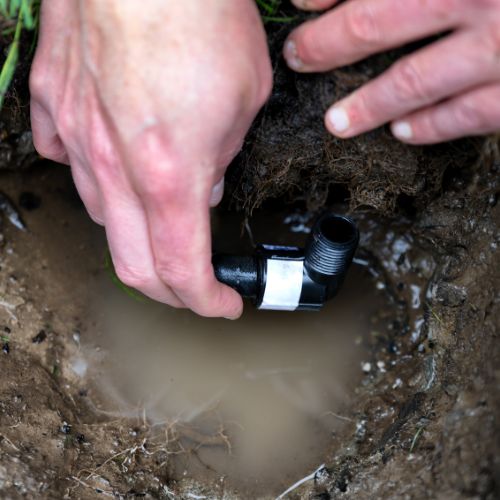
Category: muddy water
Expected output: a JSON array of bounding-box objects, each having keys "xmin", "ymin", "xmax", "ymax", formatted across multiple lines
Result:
[
  {"xmin": 82, "ymin": 223, "xmax": 388, "ymax": 495},
  {"xmin": 1, "ymin": 164, "xmax": 391, "ymax": 497},
  {"xmin": 82, "ymin": 262, "xmax": 383, "ymax": 495}
]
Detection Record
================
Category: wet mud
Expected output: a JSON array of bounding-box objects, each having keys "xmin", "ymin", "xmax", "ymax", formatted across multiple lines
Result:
[
  {"xmin": 0, "ymin": 142, "xmax": 498, "ymax": 499},
  {"xmin": 0, "ymin": 164, "xmax": 393, "ymax": 498}
]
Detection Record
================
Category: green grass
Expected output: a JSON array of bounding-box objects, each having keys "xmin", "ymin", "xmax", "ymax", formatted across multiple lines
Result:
[
  {"xmin": 256, "ymin": 0, "xmax": 296, "ymax": 23},
  {"xmin": 104, "ymin": 251, "xmax": 147, "ymax": 303},
  {"xmin": 409, "ymin": 426, "xmax": 423, "ymax": 453},
  {"xmin": 0, "ymin": 0, "xmax": 39, "ymax": 108}
]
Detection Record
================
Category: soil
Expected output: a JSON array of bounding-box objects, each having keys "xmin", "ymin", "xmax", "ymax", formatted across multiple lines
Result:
[
  {"xmin": 226, "ymin": 18, "xmax": 483, "ymax": 215},
  {"xmin": 0, "ymin": 9, "xmax": 499, "ymax": 500}
]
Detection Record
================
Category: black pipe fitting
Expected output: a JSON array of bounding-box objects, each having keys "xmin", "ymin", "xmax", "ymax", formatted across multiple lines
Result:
[{"xmin": 213, "ymin": 213, "xmax": 359, "ymax": 311}]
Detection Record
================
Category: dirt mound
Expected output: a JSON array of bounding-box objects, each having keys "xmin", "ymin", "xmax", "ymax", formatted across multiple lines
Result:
[{"xmin": 226, "ymin": 23, "xmax": 482, "ymax": 214}]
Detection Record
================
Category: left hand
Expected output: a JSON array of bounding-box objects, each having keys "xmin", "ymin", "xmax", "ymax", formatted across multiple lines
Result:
[
  {"xmin": 30, "ymin": 0, "xmax": 272, "ymax": 318},
  {"xmin": 284, "ymin": 0, "xmax": 500, "ymax": 144}
]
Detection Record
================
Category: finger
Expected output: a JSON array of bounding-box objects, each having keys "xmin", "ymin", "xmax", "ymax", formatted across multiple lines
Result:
[
  {"xmin": 391, "ymin": 83, "xmax": 500, "ymax": 145},
  {"xmin": 324, "ymin": 31, "xmax": 500, "ymax": 138},
  {"xmin": 290, "ymin": 0, "xmax": 340, "ymax": 12},
  {"xmin": 30, "ymin": 100, "xmax": 69, "ymax": 164},
  {"xmin": 146, "ymin": 195, "xmax": 244, "ymax": 319},
  {"xmin": 68, "ymin": 156, "xmax": 105, "ymax": 225},
  {"xmin": 99, "ymin": 179, "xmax": 185, "ymax": 308},
  {"xmin": 209, "ymin": 177, "xmax": 225, "ymax": 208},
  {"xmin": 138, "ymin": 165, "xmax": 243, "ymax": 319},
  {"xmin": 284, "ymin": 0, "xmax": 461, "ymax": 72}
]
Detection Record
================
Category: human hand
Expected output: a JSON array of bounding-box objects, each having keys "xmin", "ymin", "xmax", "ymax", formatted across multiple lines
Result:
[
  {"xmin": 29, "ymin": 0, "xmax": 272, "ymax": 318},
  {"xmin": 284, "ymin": 0, "xmax": 500, "ymax": 144}
]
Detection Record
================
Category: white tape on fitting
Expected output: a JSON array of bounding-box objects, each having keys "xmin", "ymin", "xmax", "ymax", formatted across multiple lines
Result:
[{"xmin": 259, "ymin": 259, "xmax": 304, "ymax": 311}]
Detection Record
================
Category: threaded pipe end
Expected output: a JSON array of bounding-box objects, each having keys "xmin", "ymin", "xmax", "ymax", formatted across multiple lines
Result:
[{"xmin": 304, "ymin": 214, "xmax": 359, "ymax": 281}]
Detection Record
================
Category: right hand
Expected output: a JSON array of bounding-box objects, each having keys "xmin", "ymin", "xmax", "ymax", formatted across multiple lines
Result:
[
  {"xmin": 284, "ymin": 0, "xmax": 500, "ymax": 144},
  {"xmin": 30, "ymin": 0, "xmax": 272, "ymax": 318}
]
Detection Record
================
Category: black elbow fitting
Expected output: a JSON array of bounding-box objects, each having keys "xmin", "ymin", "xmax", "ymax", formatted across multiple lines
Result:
[{"xmin": 213, "ymin": 213, "xmax": 359, "ymax": 311}]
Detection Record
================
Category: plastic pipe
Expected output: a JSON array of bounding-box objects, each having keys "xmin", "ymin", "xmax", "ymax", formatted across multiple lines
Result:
[{"xmin": 213, "ymin": 213, "xmax": 359, "ymax": 311}]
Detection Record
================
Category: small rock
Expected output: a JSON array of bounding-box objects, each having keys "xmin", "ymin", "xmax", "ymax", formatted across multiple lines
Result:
[
  {"xmin": 433, "ymin": 282, "xmax": 467, "ymax": 307},
  {"xmin": 355, "ymin": 418, "xmax": 367, "ymax": 442},
  {"xmin": 71, "ymin": 357, "xmax": 87, "ymax": 377},
  {"xmin": 60, "ymin": 422, "xmax": 72, "ymax": 434},
  {"xmin": 32, "ymin": 330, "xmax": 47, "ymax": 344},
  {"xmin": 392, "ymin": 378, "xmax": 403, "ymax": 389}
]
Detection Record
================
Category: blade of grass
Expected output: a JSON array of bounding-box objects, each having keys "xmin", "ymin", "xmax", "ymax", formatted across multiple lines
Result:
[
  {"xmin": 0, "ymin": 1, "xmax": 40, "ymax": 108},
  {"xmin": 256, "ymin": 0, "xmax": 295, "ymax": 24},
  {"xmin": 0, "ymin": 8, "xmax": 22, "ymax": 108},
  {"xmin": 0, "ymin": 0, "xmax": 8, "ymax": 18},
  {"xmin": 20, "ymin": 1, "xmax": 33, "ymax": 29},
  {"xmin": 409, "ymin": 427, "xmax": 423, "ymax": 453},
  {"xmin": 262, "ymin": 15, "xmax": 297, "ymax": 23},
  {"xmin": 8, "ymin": 0, "xmax": 20, "ymax": 19},
  {"xmin": 104, "ymin": 251, "xmax": 146, "ymax": 303},
  {"xmin": 256, "ymin": 0, "xmax": 278, "ymax": 15}
]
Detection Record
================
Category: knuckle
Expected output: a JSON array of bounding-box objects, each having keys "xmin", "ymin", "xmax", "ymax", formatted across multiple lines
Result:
[
  {"xmin": 136, "ymin": 160, "xmax": 189, "ymax": 203},
  {"xmin": 453, "ymin": 98, "xmax": 484, "ymax": 130},
  {"xmin": 155, "ymin": 259, "xmax": 194, "ymax": 291},
  {"xmin": 138, "ymin": 170, "xmax": 180, "ymax": 202},
  {"xmin": 167, "ymin": 301, "xmax": 185, "ymax": 311},
  {"xmin": 352, "ymin": 89, "xmax": 379, "ymax": 125},
  {"xmin": 35, "ymin": 142, "xmax": 65, "ymax": 163},
  {"xmin": 85, "ymin": 138, "xmax": 116, "ymax": 174},
  {"xmin": 345, "ymin": 3, "xmax": 380, "ymax": 47},
  {"xmin": 29, "ymin": 65, "xmax": 45, "ymax": 98},
  {"xmin": 130, "ymin": 136, "xmax": 184, "ymax": 199},
  {"xmin": 31, "ymin": 132, "xmax": 52, "ymax": 159},
  {"xmin": 391, "ymin": 58, "xmax": 428, "ymax": 102},
  {"xmin": 114, "ymin": 263, "xmax": 150, "ymax": 289},
  {"xmin": 55, "ymin": 106, "xmax": 77, "ymax": 143}
]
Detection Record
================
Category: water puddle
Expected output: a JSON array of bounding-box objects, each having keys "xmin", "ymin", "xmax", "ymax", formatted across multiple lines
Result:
[
  {"xmin": 1, "ymin": 164, "xmax": 392, "ymax": 497},
  {"xmin": 82, "ymin": 224, "xmax": 388, "ymax": 496}
]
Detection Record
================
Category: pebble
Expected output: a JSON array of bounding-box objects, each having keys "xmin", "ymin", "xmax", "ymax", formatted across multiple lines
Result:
[{"xmin": 361, "ymin": 362, "xmax": 372, "ymax": 373}]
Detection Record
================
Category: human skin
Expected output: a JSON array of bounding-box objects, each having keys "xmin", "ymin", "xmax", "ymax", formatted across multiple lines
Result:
[
  {"xmin": 30, "ymin": 0, "xmax": 272, "ymax": 318},
  {"xmin": 284, "ymin": 0, "xmax": 500, "ymax": 144}
]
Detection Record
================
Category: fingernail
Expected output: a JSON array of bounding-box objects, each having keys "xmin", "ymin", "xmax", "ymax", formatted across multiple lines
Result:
[
  {"xmin": 326, "ymin": 106, "xmax": 350, "ymax": 134},
  {"xmin": 392, "ymin": 121, "xmax": 413, "ymax": 140},
  {"xmin": 284, "ymin": 39, "xmax": 303, "ymax": 70},
  {"xmin": 209, "ymin": 177, "xmax": 225, "ymax": 207},
  {"xmin": 224, "ymin": 315, "xmax": 239, "ymax": 321}
]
